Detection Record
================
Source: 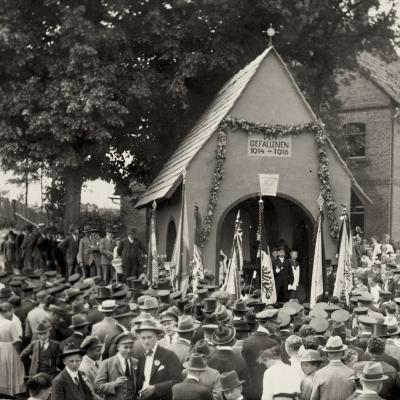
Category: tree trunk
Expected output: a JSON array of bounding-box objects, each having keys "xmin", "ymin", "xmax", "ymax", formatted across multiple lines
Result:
[{"xmin": 62, "ymin": 168, "xmax": 83, "ymax": 234}]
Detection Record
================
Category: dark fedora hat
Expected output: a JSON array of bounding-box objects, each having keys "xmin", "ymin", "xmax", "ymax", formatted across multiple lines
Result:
[
  {"xmin": 231, "ymin": 299, "xmax": 247, "ymax": 314},
  {"xmin": 177, "ymin": 315, "xmax": 199, "ymax": 333},
  {"xmin": 212, "ymin": 323, "xmax": 236, "ymax": 346},
  {"xmin": 219, "ymin": 371, "xmax": 245, "ymax": 392},
  {"xmin": 233, "ymin": 319, "xmax": 251, "ymax": 332},
  {"xmin": 69, "ymin": 314, "xmax": 90, "ymax": 329},
  {"xmin": 114, "ymin": 304, "xmax": 136, "ymax": 319},
  {"xmin": 183, "ymin": 353, "xmax": 209, "ymax": 371},
  {"xmin": 253, "ymin": 302, "xmax": 266, "ymax": 313},
  {"xmin": 135, "ymin": 319, "xmax": 163, "ymax": 334},
  {"xmin": 197, "ymin": 288, "xmax": 208, "ymax": 300},
  {"xmin": 68, "ymin": 224, "xmax": 80, "ymax": 233},
  {"xmin": 126, "ymin": 277, "xmax": 143, "ymax": 292},
  {"xmin": 34, "ymin": 321, "xmax": 51, "ymax": 334},
  {"xmin": 61, "ymin": 342, "xmax": 85, "ymax": 358},
  {"xmin": 0, "ymin": 287, "xmax": 13, "ymax": 300}
]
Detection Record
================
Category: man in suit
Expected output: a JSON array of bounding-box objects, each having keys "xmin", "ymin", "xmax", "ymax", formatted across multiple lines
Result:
[
  {"xmin": 272, "ymin": 247, "xmax": 293, "ymax": 302},
  {"xmin": 58, "ymin": 225, "xmax": 80, "ymax": 277},
  {"xmin": 117, "ymin": 228, "xmax": 146, "ymax": 280},
  {"xmin": 136, "ymin": 320, "xmax": 182, "ymax": 400},
  {"xmin": 77, "ymin": 226, "xmax": 98, "ymax": 279},
  {"xmin": 21, "ymin": 224, "xmax": 39, "ymax": 271},
  {"xmin": 94, "ymin": 332, "xmax": 137, "ymax": 400},
  {"xmin": 169, "ymin": 316, "xmax": 197, "ymax": 365},
  {"xmin": 173, "ymin": 353, "xmax": 213, "ymax": 400},
  {"xmin": 208, "ymin": 324, "xmax": 247, "ymax": 389},
  {"xmin": 310, "ymin": 336, "xmax": 354, "ymax": 400},
  {"xmin": 99, "ymin": 227, "xmax": 116, "ymax": 285},
  {"xmin": 79, "ymin": 335, "xmax": 103, "ymax": 399},
  {"xmin": 219, "ymin": 371, "xmax": 246, "ymax": 400},
  {"xmin": 52, "ymin": 343, "xmax": 93, "ymax": 400},
  {"xmin": 59, "ymin": 314, "xmax": 89, "ymax": 356},
  {"xmin": 21, "ymin": 321, "xmax": 60, "ymax": 378},
  {"xmin": 241, "ymin": 312, "xmax": 278, "ymax": 400},
  {"xmin": 91, "ymin": 300, "xmax": 120, "ymax": 341},
  {"xmin": 357, "ymin": 362, "xmax": 388, "ymax": 400}
]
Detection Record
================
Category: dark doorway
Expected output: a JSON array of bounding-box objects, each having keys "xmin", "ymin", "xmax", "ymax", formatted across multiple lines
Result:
[
  {"xmin": 218, "ymin": 195, "xmax": 314, "ymax": 301},
  {"xmin": 166, "ymin": 219, "xmax": 177, "ymax": 261}
]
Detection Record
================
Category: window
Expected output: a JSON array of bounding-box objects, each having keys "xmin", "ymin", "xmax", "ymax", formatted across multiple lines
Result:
[
  {"xmin": 351, "ymin": 189, "xmax": 365, "ymax": 232},
  {"xmin": 343, "ymin": 122, "xmax": 366, "ymax": 157}
]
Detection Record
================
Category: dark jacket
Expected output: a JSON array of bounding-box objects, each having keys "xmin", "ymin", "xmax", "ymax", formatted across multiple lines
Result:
[
  {"xmin": 52, "ymin": 369, "xmax": 93, "ymax": 400},
  {"xmin": 172, "ymin": 378, "xmax": 213, "ymax": 400},
  {"xmin": 117, "ymin": 237, "xmax": 146, "ymax": 277},
  {"xmin": 136, "ymin": 345, "xmax": 182, "ymax": 400},
  {"xmin": 20, "ymin": 339, "xmax": 60, "ymax": 377},
  {"xmin": 242, "ymin": 331, "xmax": 278, "ymax": 400},
  {"xmin": 58, "ymin": 235, "xmax": 80, "ymax": 266}
]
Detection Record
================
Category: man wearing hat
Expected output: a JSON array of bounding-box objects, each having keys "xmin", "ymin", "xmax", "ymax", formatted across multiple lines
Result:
[
  {"xmin": 21, "ymin": 321, "xmax": 60, "ymax": 378},
  {"xmin": 172, "ymin": 353, "xmax": 213, "ymax": 400},
  {"xmin": 136, "ymin": 320, "xmax": 182, "ymax": 400},
  {"xmin": 310, "ymin": 336, "xmax": 354, "ymax": 400},
  {"xmin": 272, "ymin": 247, "xmax": 293, "ymax": 302},
  {"xmin": 52, "ymin": 342, "xmax": 93, "ymax": 400},
  {"xmin": 94, "ymin": 332, "xmax": 137, "ymax": 400},
  {"xmin": 77, "ymin": 226, "xmax": 99, "ymax": 279},
  {"xmin": 299, "ymin": 349, "xmax": 323, "ymax": 400},
  {"xmin": 58, "ymin": 224, "xmax": 80, "ymax": 277},
  {"xmin": 356, "ymin": 362, "xmax": 388, "ymax": 400},
  {"xmin": 169, "ymin": 316, "xmax": 198, "ymax": 365},
  {"xmin": 241, "ymin": 310, "xmax": 278, "ymax": 400},
  {"xmin": 79, "ymin": 336, "xmax": 103, "ymax": 396},
  {"xmin": 219, "ymin": 371, "xmax": 245, "ymax": 400},
  {"xmin": 59, "ymin": 314, "xmax": 90, "ymax": 353},
  {"xmin": 99, "ymin": 227, "xmax": 116, "ymax": 285},
  {"xmin": 92, "ymin": 300, "xmax": 119, "ymax": 341},
  {"xmin": 208, "ymin": 324, "xmax": 247, "ymax": 387},
  {"xmin": 117, "ymin": 228, "xmax": 147, "ymax": 280}
]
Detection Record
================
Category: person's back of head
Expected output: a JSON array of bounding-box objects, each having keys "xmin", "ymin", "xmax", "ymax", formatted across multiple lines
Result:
[
  {"xmin": 26, "ymin": 373, "xmax": 52, "ymax": 399},
  {"xmin": 258, "ymin": 344, "xmax": 282, "ymax": 368},
  {"xmin": 367, "ymin": 337, "xmax": 385, "ymax": 357},
  {"xmin": 285, "ymin": 335, "xmax": 303, "ymax": 359}
]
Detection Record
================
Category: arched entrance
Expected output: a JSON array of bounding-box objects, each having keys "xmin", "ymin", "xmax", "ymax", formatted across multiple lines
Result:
[{"xmin": 217, "ymin": 194, "xmax": 314, "ymax": 301}]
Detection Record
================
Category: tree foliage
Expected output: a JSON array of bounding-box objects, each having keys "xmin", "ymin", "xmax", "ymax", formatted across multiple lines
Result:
[{"xmin": 0, "ymin": 0, "xmax": 398, "ymax": 224}]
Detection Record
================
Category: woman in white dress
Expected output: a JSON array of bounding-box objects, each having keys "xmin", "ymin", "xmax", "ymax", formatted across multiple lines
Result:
[{"xmin": 0, "ymin": 301, "xmax": 25, "ymax": 396}]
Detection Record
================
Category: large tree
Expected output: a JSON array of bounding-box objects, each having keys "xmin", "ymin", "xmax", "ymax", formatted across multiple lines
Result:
[{"xmin": 0, "ymin": 0, "xmax": 398, "ymax": 229}]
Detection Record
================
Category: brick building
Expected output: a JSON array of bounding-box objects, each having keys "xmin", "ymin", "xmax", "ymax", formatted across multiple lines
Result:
[{"xmin": 337, "ymin": 53, "xmax": 400, "ymax": 240}]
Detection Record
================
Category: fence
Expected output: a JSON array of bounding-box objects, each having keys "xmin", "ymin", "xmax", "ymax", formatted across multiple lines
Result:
[{"xmin": 0, "ymin": 196, "xmax": 49, "ymax": 229}]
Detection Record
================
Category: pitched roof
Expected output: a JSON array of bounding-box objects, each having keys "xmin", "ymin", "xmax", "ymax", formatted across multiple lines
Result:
[
  {"xmin": 135, "ymin": 47, "xmax": 274, "ymax": 208},
  {"xmin": 136, "ymin": 46, "xmax": 372, "ymax": 208},
  {"xmin": 358, "ymin": 52, "xmax": 400, "ymax": 104}
]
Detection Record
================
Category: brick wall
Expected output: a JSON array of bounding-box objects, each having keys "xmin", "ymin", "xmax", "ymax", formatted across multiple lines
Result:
[
  {"xmin": 337, "ymin": 72, "xmax": 394, "ymax": 239},
  {"xmin": 120, "ymin": 194, "xmax": 147, "ymax": 243}
]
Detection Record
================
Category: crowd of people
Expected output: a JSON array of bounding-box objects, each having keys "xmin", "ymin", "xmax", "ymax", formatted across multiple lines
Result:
[{"xmin": 0, "ymin": 225, "xmax": 400, "ymax": 400}]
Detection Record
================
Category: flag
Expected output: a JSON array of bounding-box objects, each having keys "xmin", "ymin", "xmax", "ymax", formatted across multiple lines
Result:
[
  {"xmin": 147, "ymin": 201, "xmax": 158, "ymax": 284},
  {"xmin": 219, "ymin": 249, "xmax": 228, "ymax": 286},
  {"xmin": 171, "ymin": 171, "xmax": 190, "ymax": 296},
  {"xmin": 257, "ymin": 198, "xmax": 276, "ymax": 304},
  {"xmin": 310, "ymin": 209, "xmax": 326, "ymax": 308},
  {"xmin": 191, "ymin": 204, "xmax": 204, "ymax": 298},
  {"xmin": 333, "ymin": 215, "xmax": 353, "ymax": 304},
  {"xmin": 222, "ymin": 211, "xmax": 242, "ymax": 299}
]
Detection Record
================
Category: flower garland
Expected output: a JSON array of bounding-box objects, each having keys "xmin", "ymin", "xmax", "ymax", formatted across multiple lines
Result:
[
  {"xmin": 199, "ymin": 115, "xmax": 340, "ymax": 245},
  {"xmin": 199, "ymin": 128, "xmax": 227, "ymax": 247}
]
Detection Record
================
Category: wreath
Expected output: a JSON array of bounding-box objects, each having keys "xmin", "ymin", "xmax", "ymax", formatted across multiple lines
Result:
[{"xmin": 199, "ymin": 116, "xmax": 340, "ymax": 248}]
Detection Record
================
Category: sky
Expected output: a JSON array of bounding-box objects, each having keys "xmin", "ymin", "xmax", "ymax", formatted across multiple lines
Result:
[{"xmin": 0, "ymin": 0, "xmax": 399, "ymax": 210}]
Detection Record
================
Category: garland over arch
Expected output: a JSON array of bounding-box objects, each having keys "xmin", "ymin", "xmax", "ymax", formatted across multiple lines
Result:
[{"xmin": 199, "ymin": 115, "xmax": 340, "ymax": 247}]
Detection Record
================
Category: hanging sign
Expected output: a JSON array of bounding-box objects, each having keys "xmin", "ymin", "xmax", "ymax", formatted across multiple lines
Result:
[
  {"xmin": 259, "ymin": 174, "xmax": 279, "ymax": 196},
  {"xmin": 248, "ymin": 135, "xmax": 291, "ymax": 157}
]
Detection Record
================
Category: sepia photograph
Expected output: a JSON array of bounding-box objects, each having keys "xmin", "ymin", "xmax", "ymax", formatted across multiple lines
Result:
[{"xmin": 0, "ymin": 1, "xmax": 400, "ymax": 399}]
